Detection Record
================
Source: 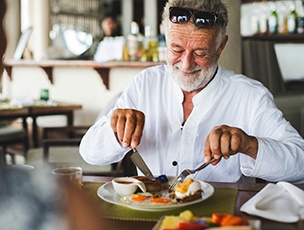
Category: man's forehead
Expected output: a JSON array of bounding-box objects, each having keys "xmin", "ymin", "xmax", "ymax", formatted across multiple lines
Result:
[
  {"xmin": 168, "ymin": 22, "xmax": 199, "ymax": 38},
  {"xmin": 168, "ymin": 22, "xmax": 216, "ymax": 42}
]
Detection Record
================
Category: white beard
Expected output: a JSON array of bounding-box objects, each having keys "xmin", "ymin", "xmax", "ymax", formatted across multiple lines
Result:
[{"xmin": 168, "ymin": 61, "xmax": 218, "ymax": 92}]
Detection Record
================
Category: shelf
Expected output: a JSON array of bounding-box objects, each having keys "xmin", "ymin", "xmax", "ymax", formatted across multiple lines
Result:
[
  {"xmin": 52, "ymin": 10, "xmax": 102, "ymax": 19},
  {"xmin": 242, "ymin": 34, "xmax": 304, "ymax": 43},
  {"xmin": 242, "ymin": 0, "xmax": 304, "ymax": 5},
  {"xmin": 3, "ymin": 59, "xmax": 165, "ymax": 90},
  {"xmin": 242, "ymin": 0, "xmax": 291, "ymax": 3}
]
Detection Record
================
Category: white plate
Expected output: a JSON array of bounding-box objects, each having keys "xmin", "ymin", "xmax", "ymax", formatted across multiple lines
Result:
[{"xmin": 97, "ymin": 177, "xmax": 214, "ymax": 211}]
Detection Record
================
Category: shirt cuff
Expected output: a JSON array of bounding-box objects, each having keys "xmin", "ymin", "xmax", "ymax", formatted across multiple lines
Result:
[{"xmin": 240, "ymin": 137, "xmax": 262, "ymax": 177}]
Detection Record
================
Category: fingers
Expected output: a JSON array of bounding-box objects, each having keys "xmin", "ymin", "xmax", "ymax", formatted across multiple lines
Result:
[
  {"xmin": 110, "ymin": 109, "xmax": 145, "ymax": 148},
  {"xmin": 204, "ymin": 125, "xmax": 247, "ymax": 164},
  {"xmin": 131, "ymin": 113, "xmax": 145, "ymax": 147},
  {"xmin": 204, "ymin": 139, "xmax": 221, "ymax": 166}
]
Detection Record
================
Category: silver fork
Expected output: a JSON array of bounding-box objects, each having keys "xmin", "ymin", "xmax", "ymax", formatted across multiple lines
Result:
[{"xmin": 168, "ymin": 157, "xmax": 216, "ymax": 192}]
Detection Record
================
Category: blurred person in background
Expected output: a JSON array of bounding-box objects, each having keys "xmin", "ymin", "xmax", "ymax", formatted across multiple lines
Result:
[
  {"xmin": 0, "ymin": 1, "xmax": 120, "ymax": 229},
  {"xmin": 101, "ymin": 14, "xmax": 121, "ymax": 38},
  {"xmin": 93, "ymin": 14, "xmax": 122, "ymax": 61}
]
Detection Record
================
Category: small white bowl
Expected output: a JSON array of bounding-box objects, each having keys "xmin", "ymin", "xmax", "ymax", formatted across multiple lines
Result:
[{"xmin": 112, "ymin": 177, "xmax": 146, "ymax": 196}]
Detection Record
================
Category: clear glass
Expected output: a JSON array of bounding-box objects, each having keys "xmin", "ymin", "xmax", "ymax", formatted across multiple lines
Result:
[{"xmin": 52, "ymin": 166, "xmax": 83, "ymax": 188}]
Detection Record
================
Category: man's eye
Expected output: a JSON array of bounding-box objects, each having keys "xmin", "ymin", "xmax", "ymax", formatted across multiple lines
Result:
[
  {"xmin": 194, "ymin": 51, "xmax": 208, "ymax": 58},
  {"xmin": 171, "ymin": 48, "xmax": 184, "ymax": 54}
]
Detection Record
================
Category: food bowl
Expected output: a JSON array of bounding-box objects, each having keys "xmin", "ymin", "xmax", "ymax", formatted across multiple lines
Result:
[{"xmin": 112, "ymin": 177, "xmax": 146, "ymax": 196}]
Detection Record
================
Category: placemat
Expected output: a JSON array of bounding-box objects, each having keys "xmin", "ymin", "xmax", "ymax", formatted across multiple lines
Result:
[{"xmin": 83, "ymin": 182, "xmax": 238, "ymax": 221}]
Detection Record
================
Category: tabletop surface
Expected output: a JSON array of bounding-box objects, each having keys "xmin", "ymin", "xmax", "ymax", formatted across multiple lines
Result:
[
  {"xmin": 82, "ymin": 176, "xmax": 304, "ymax": 230},
  {"xmin": 0, "ymin": 100, "xmax": 82, "ymax": 116}
]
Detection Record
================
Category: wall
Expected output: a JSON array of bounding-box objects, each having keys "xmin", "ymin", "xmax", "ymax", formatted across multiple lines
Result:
[
  {"xmin": 220, "ymin": 0, "xmax": 242, "ymax": 74},
  {"xmin": 3, "ymin": 0, "xmax": 20, "ymax": 58},
  {"xmin": 2, "ymin": 67, "xmax": 143, "ymax": 127},
  {"xmin": 1, "ymin": 0, "xmax": 242, "ymax": 128}
]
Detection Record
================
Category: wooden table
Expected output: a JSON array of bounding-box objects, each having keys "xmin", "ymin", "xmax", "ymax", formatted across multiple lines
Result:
[
  {"xmin": 0, "ymin": 107, "xmax": 29, "ymax": 130},
  {"xmin": 28, "ymin": 101, "xmax": 82, "ymax": 147},
  {"xmin": 83, "ymin": 176, "xmax": 304, "ymax": 230},
  {"xmin": 0, "ymin": 101, "xmax": 82, "ymax": 147}
]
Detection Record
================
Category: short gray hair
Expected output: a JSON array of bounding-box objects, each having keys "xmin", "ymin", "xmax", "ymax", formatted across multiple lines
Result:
[{"xmin": 162, "ymin": 0, "xmax": 228, "ymax": 44}]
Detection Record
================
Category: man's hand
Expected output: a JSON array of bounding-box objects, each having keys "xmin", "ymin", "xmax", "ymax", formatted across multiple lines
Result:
[
  {"xmin": 204, "ymin": 125, "xmax": 258, "ymax": 164},
  {"xmin": 110, "ymin": 109, "xmax": 145, "ymax": 148}
]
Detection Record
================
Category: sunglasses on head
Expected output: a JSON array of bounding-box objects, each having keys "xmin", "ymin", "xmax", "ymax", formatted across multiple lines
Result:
[{"xmin": 169, "ymin": 7, "xmax": 221, "ymax": 29}]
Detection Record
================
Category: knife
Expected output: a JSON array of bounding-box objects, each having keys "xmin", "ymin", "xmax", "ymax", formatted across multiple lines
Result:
[{"xmin": 130, "ymin": 148, "xmax": 154, "ymax": 180}]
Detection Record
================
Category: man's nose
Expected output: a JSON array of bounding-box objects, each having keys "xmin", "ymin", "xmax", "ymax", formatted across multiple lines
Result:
[{"xmin": 181, "ymin": 52, "xmax": 195, "ymax": 71}]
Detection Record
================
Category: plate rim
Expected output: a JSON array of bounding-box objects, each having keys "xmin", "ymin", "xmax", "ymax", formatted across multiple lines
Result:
[{"xmin": 97, "ymin": 177, "xmax": 215, "ymax": 211}]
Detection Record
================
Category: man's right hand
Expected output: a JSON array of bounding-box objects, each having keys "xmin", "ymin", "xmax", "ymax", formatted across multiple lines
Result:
[{"xmin": 110, "ymin": 108, "xmax": 145, "ymax": 148}]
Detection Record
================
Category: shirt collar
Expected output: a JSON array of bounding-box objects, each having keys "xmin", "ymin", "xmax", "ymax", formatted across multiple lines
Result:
[
  {"xmin": 193, "ymin": 66, "xmax": 223, "ymax": 105},
  {"xmin": 166, "ymin": 65, "xmax": 223, "ymax": 105}
]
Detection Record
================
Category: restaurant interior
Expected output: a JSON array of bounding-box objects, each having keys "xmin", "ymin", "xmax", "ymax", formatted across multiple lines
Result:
[
  {"xmin": 1, "ymin": 0, "xmax": 304, "ymax": 229},
  {"xmin": 1, "ymin": 0, "xmax": 304, "ymax": 172}
]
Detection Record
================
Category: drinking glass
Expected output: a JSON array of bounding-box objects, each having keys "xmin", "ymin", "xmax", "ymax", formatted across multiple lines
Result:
[{"xmin": 52, "ymin": 166, "xmax": 83, "ymax": 188}]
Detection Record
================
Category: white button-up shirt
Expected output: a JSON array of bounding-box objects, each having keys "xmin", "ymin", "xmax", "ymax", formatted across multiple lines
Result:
[{"xmin": 80, "ymin": 65, "xmax": 304, "ymax": 183}]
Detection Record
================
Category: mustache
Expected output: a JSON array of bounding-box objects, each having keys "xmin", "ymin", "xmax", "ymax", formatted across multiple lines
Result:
[{"xmin": 173, "ymin": 63, "xmax": 202, "ymax": 73}]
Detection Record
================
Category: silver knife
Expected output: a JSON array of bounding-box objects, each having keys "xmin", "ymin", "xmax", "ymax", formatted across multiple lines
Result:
[{"xmin": 130, "ymin": 148, "xmax": 154, "ymax": 179}]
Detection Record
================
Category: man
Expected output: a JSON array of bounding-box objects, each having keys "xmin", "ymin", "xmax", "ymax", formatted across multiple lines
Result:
[
  {"xmin": 101, "ymin": 14, "xmax": 121, "ymax": 38},
  {"xmin": 80, "ymin": 0, "xmax": 304, "ymax": 183}
]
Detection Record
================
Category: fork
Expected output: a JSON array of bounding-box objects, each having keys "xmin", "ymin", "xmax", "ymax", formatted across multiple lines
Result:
[{"xmin": 168, "ymin": 157, "xmax": 216, "ymax": 192}]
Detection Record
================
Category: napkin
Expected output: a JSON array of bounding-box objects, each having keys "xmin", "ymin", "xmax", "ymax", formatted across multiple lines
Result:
[
  {"xmin": 9, "ymin": 97, "xmax": 35, "ymax": 107},
  {"xmin": 240, "ymin": 182, "xmax": 304, "ymax": 223}
]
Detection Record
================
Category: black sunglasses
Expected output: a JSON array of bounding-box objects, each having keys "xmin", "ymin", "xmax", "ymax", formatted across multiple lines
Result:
[{"xmin": 169, "ymin": 7, "xmax": 221, "ymax": 29}]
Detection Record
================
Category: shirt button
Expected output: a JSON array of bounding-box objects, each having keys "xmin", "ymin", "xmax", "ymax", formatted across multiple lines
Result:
[{"xmin": 172, "ymin": 161, "xmax": 178, "ymax": 166}]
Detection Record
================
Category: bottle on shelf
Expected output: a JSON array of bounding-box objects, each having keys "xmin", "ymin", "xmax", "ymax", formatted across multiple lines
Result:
[
  {"xmin": 127, "ymin": 21, "xmax": 144, "ymax": 61},
  {"xmin": 141, "ymin": 26, "xmax": 159, "ymax": 62},
  {"xmin": 258, "ymin": 1, "xmax": 269, "ymax": 35},
  {"xmin": 287, "ymin": 2, "xmax": 297, "ymax": 34},
  {"xmin": 277, "ymin": 2, "xmax": 288, "ymax": 34},
  {"xmin": 158, "ymin": 23, "xmax": 167, "ymax": 62},
  {"xmin": 122, "ymin": 37, "xmax": 130, "ymax": 61},
  {"xmin": 297, "ymin": 17, "xmax": 304, "ymax": 34},
  {"xmin": 268, "ymin": 4, "xmax": 278, "ymax": 35},
  {"xmin": 250, "ymin": 14, "xmax": 259, "ymax": 35}
]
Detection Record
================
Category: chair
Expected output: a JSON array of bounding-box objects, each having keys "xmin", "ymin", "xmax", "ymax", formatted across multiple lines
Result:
[
  {"xmin": 26, "ymin": 92, "xmax": 137, "ymax": 176},
  {"xmin": 0, "ymin": 120, "xmax": 28, "ymax": 165},
  {"xmin": 38, "ymin": 126, "xmax": 136, "ymax": 176}
]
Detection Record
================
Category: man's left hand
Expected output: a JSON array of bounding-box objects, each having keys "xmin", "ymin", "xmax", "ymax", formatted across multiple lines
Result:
[{"xmin": 204, "ymin": 125, "xmax": 258, "ymax": 165}]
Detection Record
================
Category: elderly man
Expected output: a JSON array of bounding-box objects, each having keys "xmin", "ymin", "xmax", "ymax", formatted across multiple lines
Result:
[{"xmin": 80, "ymin": 0, "xmax": 304, "ymax": 183}]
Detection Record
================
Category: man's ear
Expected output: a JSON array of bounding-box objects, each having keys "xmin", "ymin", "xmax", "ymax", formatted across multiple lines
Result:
[{"xmin": 217, "ymin": 35, "xmax": 228, "ymax": 57}]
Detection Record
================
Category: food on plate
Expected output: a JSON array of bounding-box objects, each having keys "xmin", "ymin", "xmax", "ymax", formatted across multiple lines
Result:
[
  {"xmin": 118, "ymin": 174, "xmax": 172, "ymax": 205},
  {"xmin": 133, "ymin": 176, "xmax": 162, "ymax": 192},
  {"xmin": 211, "ymin": 213, "xmax": 249, "ymax": 226},
  {"xmin": 160, "ymin": 210, "xmax": 250, "ymax": 230},
  {"xmin": 131, "ymin": 194, "xmax": 149, "ymax": 202},
  {"xmin": 118, "ymin": 176, "xmax": 205, "ymax": 206},
  {"xmin": 133, "ymin": 174, "xmax": 169, "ymax": 192},
  {"xmin": 170, "ymin": 178, "xmax": 203, "ymax": 203},
  {"xmin": 160, "ymin": 210, "xmax": 211, "ymax": 229},
  {"xmin": 122, "ymin": 191, "xmax": 174, "ymax": 205}
]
